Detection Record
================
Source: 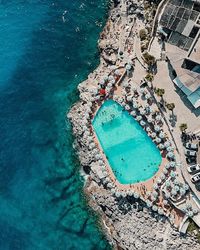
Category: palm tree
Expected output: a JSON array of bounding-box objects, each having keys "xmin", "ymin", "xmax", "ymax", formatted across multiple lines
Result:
[
  {"xmin": 179, "ymin": 123, "xmax": 188, "ymax": 132},
  {"xmin": 155, "ymin": 88, "xmax": 165, "ymax": 103},
  {"xmin": 166, "ymin": 103, "xmax": 175, "ymax": 114},
  {"xmin": 145, "ymin": 73, "xmax": 154, "ymax": 82}
]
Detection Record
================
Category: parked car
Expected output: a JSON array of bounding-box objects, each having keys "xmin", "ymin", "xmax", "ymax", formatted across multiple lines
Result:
[
  {"xmin": 195, "ymin": 182, "xmax": 200, "ymax": 191},
  {"xmin": 187, "ymin": 164, "xmax": 200, "ymax": 173},
  {"xmin": 185, "ymin": 149, "xmax": 197, "ymax": 157},
  {"xmin": 191, "ymin": 172, "xmax": 200, "ymax": 183},
  {"xmin": 185, "ymin": 142, "xmax": 198, "ymax": 151},
  {"xmin": 186, "ymin": 157, "xmax": 197, "ymax": 164}
]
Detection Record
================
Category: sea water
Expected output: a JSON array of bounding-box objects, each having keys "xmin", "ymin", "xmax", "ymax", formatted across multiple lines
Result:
[
  {"xmin": 93, "ymin": 100, "xmax": 162, "ymax": 184},
  {"xmin": 0, "ymin": 1, "xmax": 111, "ymax": 249}
]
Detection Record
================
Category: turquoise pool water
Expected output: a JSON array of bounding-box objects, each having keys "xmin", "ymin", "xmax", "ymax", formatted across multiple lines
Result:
[{"xmin": 92, "ymin": 100, "xmax": 162, "ymax": 184}]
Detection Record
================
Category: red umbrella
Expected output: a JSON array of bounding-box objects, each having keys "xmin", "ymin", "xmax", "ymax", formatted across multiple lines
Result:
[{"xmin": 99, "ymin": 89, "xmax": 106, "ymax": 95}]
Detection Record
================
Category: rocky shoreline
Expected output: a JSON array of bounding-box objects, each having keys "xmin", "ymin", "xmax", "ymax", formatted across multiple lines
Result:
[{"xmin": 68, "ymin": 1, "xmax": 200, "ymax": 249}]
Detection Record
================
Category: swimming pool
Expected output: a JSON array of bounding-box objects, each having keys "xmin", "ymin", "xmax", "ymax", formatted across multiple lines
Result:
[{"xmin": 92, "ymin": 100, "xmax": 162, "ymax": 184}]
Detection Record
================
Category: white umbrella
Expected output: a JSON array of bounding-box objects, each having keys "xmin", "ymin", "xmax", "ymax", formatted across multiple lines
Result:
[
  {"xmin": 180, "ymin": 188, "xmax": 186, "ymax": 196},
  {"xmin": 145, "ymin": 103, "xmax": 149, "ymax": 108},
  {"xmin": 122, "ymin": 90, "xmax": 126, "ymax": 96},
  {"xmin": 103, "ymin": 76, "xmax": 109, "ymax": 82},
  {"xmin": 89, "ymin": 142, "xmax": 96, "ymax": 149},
  {"xmin": 170, "ymin": 162, "xmax": 176, "ymax": 168},
  {"xmin": 132, "ymin": 86, "xmax": 137, "ymax": 92},
  {"xmin": 165, "ymin": 192, "xmax": 170, "ymax": 199},
  {"xmin": 125, "ymin": 104, "xmax": 130, "ymax": 110},
  {"xmin": 151, "ymin": 132, "xmax": 156, "ymax": 138},
  {"xmin": 123, "ymin": 82, "xmax": 129, "ymax": 88},
  {"xmin": 171, "ymin": 189, "xmax": 177, "ymax": 196},
  {"xmin": 153, "ymin": 184, "xmax": 158, "ymax": 189},
  {"xmin": 131, "ymin": 111, "xmax": 136, "ymax": 117},
  {"xmin": 145, "ymin": 93, "xmax": 151, "ymax": 99},
  {"xmin": 186, "ymin": 203, "xmax": 192, "ymax": 209},
  {"xmin": 156, "ymin": 178, "xmax": 162, "ymax": 184},
  {"xmin": 151, "ymin": 196, "xmax": 157, "ymax": 202},
  {"xmin": 98, "ymin": 160, "xmax": 104, "ymax": 166},
  {"xmin": 93, "ymin": 148, "xmax": 98, "ymax": 154},
  {"xmin": 163, "ymin": 200, "xmax": 168, "ymax": 205},
  {"xmin": 95, "ymin": 154, "xmax": 101, "ymax": 160},
  {"xmin": 155, "ymin": 137, "xmax": 161, "ymax": 143},
  {"xmin": 107, "ymin": 183, "xmax": 113, "ymax": 188},
  {"xmin": 174, "ymin": 185, "xmax": 180, "ymax": 192},
  {"xmin": 107, "ymin": 82, "xmax": 113, "ymax": 88},
  {"xmin": 146, "ymin": 127, "xmax": 151, "ymax": 132},
  {"xmin": 165, "ymin": 180, "xmax": 171, "ymax": 187},
  {"xmin": 127, "ymin": 95, "xmax": 132, "ymax": 102},
  {"xmin": 159, "ymin": 144, "xmax": 165, "ymax": 150},
  {"xmin": 158, "ymin": 208, "xmax": 164, "ymax": 215},
  {"xmin": 164, "ymin": 141, "xmax": 171, "ymax": 148},
  {"xmin": 136, "ymin": 115, "xmax": 142, "ymax": 121},
  {"xmin": 193, "ymin": 209, "xmax": 198, "ymax": 215},
  {"xmin": 163, "ymin": 168, "xmax": 168, "ymax": 175},
  {"xmin": 147, "ymin": 117, "xmax": 153, "ymax": 123},
  {"xmin": 167, "ymin": 152, "xmax": 174, "ymax": 159},
  {"xmin": 134, "ymin": 192, "xmax": 139, "ymax": 199},
  {"xmin": 154, "ymin": 125, "xmax": 161, "ymax": 132},
  {"xmin": 156, "ymin": 115, "xmax": 162, "ymax": 121},
  {"xmin": 159, "ymin": 132, "xmax": 165, "ymax": 139},
  {"xmin": 126, "ymin": 64, "xmax": 132, "ymax": 71},
  {"xmin": 140, "ymin": 109, "xmax": 146, "ymax": 115},
  {"xmin": 183, "ymin": 184, "xmax": 189, "ymax": 191},
  {"xmin": 153, "ymin": 190, "xmax": 158, "ymax": 197},
  {"xmin": 146, "ymin": 200, "xmax": 152, "ymax": 207},
  {"xmin": 133, "ymin": 103, "xmax": 138, "ymax": 109},
  {"xmin": 139, "ymin": 88, "xmax": 145, "ymax": 94},
  {"xmin": 170, "ymin": 171, "xmax": 176, "ymax": 178},
  {"xmin": 146, "ymin": 191, "xmax": 151, "ymax": 197},
  {"xmin": 188, "ymin": 211, "xmax": 194, "ymax": 217},
  {"xmin": 160, "ymin": 174, "xmax": 166, "ymax": 180},
  {"xmin": 165, "ymin": 163, "xmax": 170, "ymax": 169},
  {"xmin": 152, "ymin": 205, "xmax": 158, "ymax": 211},
  {"xmin": 108, "ymin": 75, "xmax": 114, "ymax": 81},
  {"xmin": 140, "ymin": 120, "xmax": 146, "ymax": 126},
  {"xmin": 114, "ymin": 69, "xmax": 120, "ymax": 76},
  {"xmin": 167, "ymin": 146, "xmax": 173, "ymax": 152},
  {"xmin": 115, "ymin": 191, "xmax": 121, "ymax": 198},
  {"xmin": 132, "ymin": 97, "xmax": 137, "ymax": 102}
]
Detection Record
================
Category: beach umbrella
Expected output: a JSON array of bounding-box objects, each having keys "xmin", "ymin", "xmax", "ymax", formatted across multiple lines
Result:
[
  {"xmin": 171, "ymin": 189, "xmax": 177, "ymax": 196},
  {"xmin": 163, "ymin": 200, "xmax": 168, "ymax": 205},
  {"xmin": 134, "ymin": 192, "xmax": 139, "ymax": 199},
  {"xmin": 128, "ymin": 190, "xmax": 133, "ymax": 196},
  {"xmin": 151, "ymin": 132, "xmax": 156, "ymax": 138},
  {"xmin": 132, "ymin": 97, "xmax": 137, "ymax": 102},
  {"xmin": 167, "ymin": 152, "xmax": 174, "ymax": 159},
  {"xmin": 145, "ymin": 93, "xmax": 151, "ymax": 100},
  {"xmin": 154, "ymin": 125, "xmax": 161, "ymax": 132},
  {"xmin": 180, "ymin": 188, "xmax": 186, "ymax": 196},
  {"xmin": 131, "ymin": 111, "xmax": 136, "ymax": 117},
  {"xmin": 193, "ymin": 209, "xmax": 198, "ymax": 215},
  {"xmin": 139, "ymin": 88, "xmax": 145, "ymax": 94},
  {"xmin": 140, "ymin": 120, "xmax": 146, "ymax": 126},
  {"xmin": 165, "ymin": 180, "xmax": 171, "ymax": 187},
  {"xmin": 170, "ymin": 171, "xmax": 176, "ymax": 178},
  {"xmin": 153, "ymin": 183, "xmax": 158, "ymax": 190},
  {"xmin": 183, "ymin": 184, "xmax": 189, "ymax": 191},
  {"xmin": 146, "ymin": 127, "xmax": 151, "ymax": 132},
  {"xmin": 165, "ymin": 163, "xmax": 170, "ymax": 169},
  {"xmin": 188, "ymin": 211, "xmax": 194, "ymax": 218},
  {"xmin": 132, "ymin": 86, "xmax": 137, "ymax": 92},
  {"xmin": 152, "ymin": 205, "xmax": 158, "ymax": 212},
  {"xmin": 164, "ymin": 141, "xmax": 171, "ymax": 148},
  {"xmin": 122, "ymin": 90, "xmax": 126, "ymax": 96},
  {"xmin": 98, "ymin": 160, "xmax": 104, "ymax": 166},
  {"xmin": 85, "ymin": 113, "xmax": 90, "ymax": 120},
  {"xmin": 126, "ymin": 64, "xmax": 132, "ymax": 71},
  {"xmin": 133, "ymin": 103, "xmax": 138, "ymax": 109},
  {"xmin": 89, "ymin": 142, "xmax": 96, "ymax": 149},
  {"xmin": 156, "ymin": 115, "xmax": 162, "ymax": 121},
  {"xmin": 153, "ymin": 190, "xmax": 158, "ymax": 197},
  {"xmin": 165, "ymin": 192, "xmax": 170, "ymax": 199},
  {"xmin": 136, "ymin": 115, "xmax": 142, "ymax": 121},
  {"xmin": 107, "ymin": 82, "xmax": 113, "ymax": 88},
  {"xmin": 151, "ymin": 196, "xmax": 157, "ymax": 202},
  {"xmin": 170, "ymin": 161, "xmax": 176, "ymax": 168},
  {"xmin": 123, "ymin": 82, "xmax": 130, "ymax": 88},
  {"xmin": 93, "ymin": 148, "xmax": 98, "ymax": 155},
  {"xmin": 114, "ymin": 69, "xmax": 120, "ymax": 76},
  {"xmin": 103, "ymin": 75, "xmax": 109, "ymax": 82},
  {"xmin": 159, "ymin": 144, "xmax": 165, "ymax": 150},
  {"xmin": 94, "ymin": 95, "xmax": 100, "ymax": 101},
  {"xmin": 140, "ymin": 109, "xmax": 146, "ymax": 115},
  {"xmin": 163, "ymin": 168, "xmax": 168, "ymax": 175},
  {"xmin": 121, "ymin": 191, "xmax": 127, "ymax": 198},
  {"xmin": 95, "ymin": 154, "xmax": 101, "ymax": 160},
  {"xmin": 174, "ymin": 179, "xmax": 179, "ymax": 185},
  {"xmin": 127, "ymin": 95, "xmax": 132, "ymax": 102},
  {"xmin": 157, "ymin": 178, "xmax": 162, "ymax": 184},
  {"xmin": 145, "ymin": 103, "xmax": 149, "ymax": 108},
  {"xmin": 125, "ymin": 104, "xmax": 130, "ymax": 110},
  {"xmin": 159, "ymin": 132, "xmax": 165, "ymax": 139},
  {"xmin": 174, "ymin": 185, "xmax": 180, "ymax": 192},
  {"xmin": 146, "ymin": 191, "xmax": 151, "ymax": 197},
  {"xmin": 107, "ymin": 183, "xmax": 113, "ymax": 189},
  {"xmin": 186, "ymin": 203, "xmax": 192, "ymax": 209},
  {"xmin": 115, "ymin": 191, "xmax": 121, "ymax": 198},
  {"xmin": 147, "ymin": 117, "xmax": 153, "ymax": 123},
  {"xmin": 122, "ymin": 101, "xmax": 126, "ymax": 106},
  {"xmin": 108, "ymin": 75, "xmax": 114, "ymax": 81},
  {"xmin": 167, "ymin": 146, "xmax": 173, "ymax": 152},
  {"xmin": 158, "ymin": 208, "xmax": 164, "ymax": 215},
  {"xmin": 160, "ymin": 173, "xmax": 166, "ymax": 180},
  {"xmin": 155, "ymin": 137, "xmax": 161, "ymax": 143},
  {"xmin": 84, "ymin": 130, "xmax": 90, "ymax": 137},
  {"xmin": 146, "ymin": 200, "xmax": 152, "ymax": 208}
]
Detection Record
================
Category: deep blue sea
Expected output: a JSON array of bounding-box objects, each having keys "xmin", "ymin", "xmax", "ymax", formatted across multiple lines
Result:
[{"xmin": 0, "ymin": 1, "xmax": 111, "ymax": 249}]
